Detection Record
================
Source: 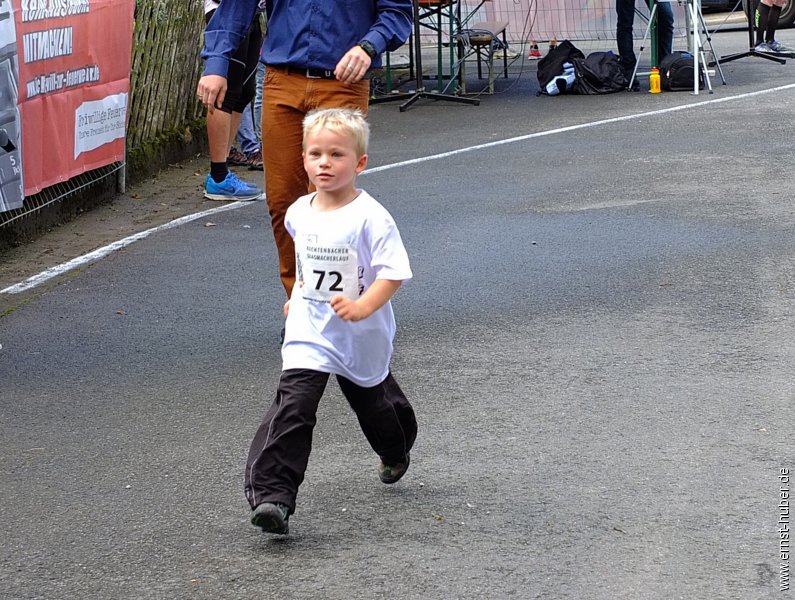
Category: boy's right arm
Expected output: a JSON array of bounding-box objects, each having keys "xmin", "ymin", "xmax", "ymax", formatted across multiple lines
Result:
[{"xmin": 330, "ymin": 279, "xmax": 402, "ymax": 322}]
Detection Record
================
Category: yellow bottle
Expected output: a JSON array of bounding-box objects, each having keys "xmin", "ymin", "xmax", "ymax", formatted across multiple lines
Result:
[{"xmin": 649, "ymin": 67, "xmax": 661, "ymax": 94}]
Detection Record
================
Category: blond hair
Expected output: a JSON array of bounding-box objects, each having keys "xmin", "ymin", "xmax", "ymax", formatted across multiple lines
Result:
[{"xmin": 302, "ymin": 108, "xmax": 370, "ymax": 157}]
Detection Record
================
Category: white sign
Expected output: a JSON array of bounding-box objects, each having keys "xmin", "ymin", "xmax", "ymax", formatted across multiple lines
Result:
[{"xmin": 74, "ymin": 92, "xmax": 127, "ymax": 159}]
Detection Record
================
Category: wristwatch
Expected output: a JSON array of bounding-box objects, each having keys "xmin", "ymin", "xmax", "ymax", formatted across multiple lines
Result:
[{"xmin": 358, "ymin": 40, "xmax": 377, "ymax": 59}]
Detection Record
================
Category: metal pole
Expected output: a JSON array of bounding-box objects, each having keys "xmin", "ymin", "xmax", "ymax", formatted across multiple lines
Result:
[
  {"xmin": 649, "ymin": 0, "xmax": 658, "ymax": 67},
  {"xmin": 117, "ymin": 142, "xmax": 127, "ymax": 194},
  {"xmin": 689, "ymin": 0, "xmax": 697, "ymax": 95}
]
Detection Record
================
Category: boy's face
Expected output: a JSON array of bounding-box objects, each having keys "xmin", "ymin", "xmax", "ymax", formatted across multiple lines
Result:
[{"xmin": 303, "ymin": 127, "xmax": 367, "ymax": 196}]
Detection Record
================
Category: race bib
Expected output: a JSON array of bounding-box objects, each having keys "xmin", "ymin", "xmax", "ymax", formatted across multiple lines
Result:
[{"xmin": 295, "ymin": 237, "xmax": 360, "ymax": 302}]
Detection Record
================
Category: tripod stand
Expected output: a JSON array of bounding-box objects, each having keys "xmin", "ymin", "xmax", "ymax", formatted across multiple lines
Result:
[
  {"xmin": 628, "ymin": 0, "xmax": 726, "ymax": 95},
  {"xmin": 398, "ymin": 0, "xmax": 479, "ymax": 111},
  {"xmin": 719, "ymin": 0, "xmax": 789, "ymax": 64},
  {"xmin": 685, "ymin": 0, "xmax": 727, "ymax": 93}
]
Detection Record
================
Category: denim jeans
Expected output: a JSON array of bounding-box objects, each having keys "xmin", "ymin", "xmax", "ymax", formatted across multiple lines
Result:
[
  {"xmin": 235, "ymin": 104, "xmax": 259, "ymax": 155},
  {"xmin": 616, "ymin": 0, "xmax": 674, "ymax": 71},
  {"xmin": 253, "ymin": 61, "xmax": 265, "ymax": 141}
]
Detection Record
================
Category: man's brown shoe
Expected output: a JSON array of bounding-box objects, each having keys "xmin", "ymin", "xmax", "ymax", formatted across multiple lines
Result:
[
  {"xmin": 247, "ymin": 150, "xmax": 263, "ymax": 170},
  {"xmin": 227, "ymin": 147, "xmax": 248, "ymax": 166}
]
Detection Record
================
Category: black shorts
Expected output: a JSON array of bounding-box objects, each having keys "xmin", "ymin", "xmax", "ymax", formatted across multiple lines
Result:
[{"xmin": 205, "ymin": 10, "xmax": 262, "ymax": 114}]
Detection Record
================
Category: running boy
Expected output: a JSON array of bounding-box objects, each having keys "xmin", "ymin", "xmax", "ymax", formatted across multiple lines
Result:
[{"xmin": 244, "ymin": 108, "xmax": 417, "ymax": 535}]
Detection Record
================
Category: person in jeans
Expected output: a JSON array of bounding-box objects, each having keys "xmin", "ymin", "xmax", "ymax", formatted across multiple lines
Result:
[
  {"xmin": 244, "ymin": 109, "xmax": 417, "ymax": 535},
  {"xmin": 197, "ymin": 0, "xmax": 412, "ymax": 296},
  {"xmin": 253, "ymin": 58, "xmax": 265, "ymax": 143},
  {"xmin": 200, "ymin": 1, "xmax": 262, "ymax": 201},
  {"xmin": 229, "ymin": 104, "xmax": 263, "ymax": 171},
  {"xmin": 616, "ymin": 0, "xmax": 674, "ymax": 83}
]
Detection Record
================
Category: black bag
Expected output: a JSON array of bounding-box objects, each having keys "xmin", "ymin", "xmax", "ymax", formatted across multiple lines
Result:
[
  {"xmin": 659, "ymin": 51, "xmax": 704, "ymax": 91},
  {"xmin": 571, "ymin": 51, "xmax": 627, "ymax": 95},
  {"xmin": 537, "ymin": 40, "xmax": 585, "ymax": 94}
]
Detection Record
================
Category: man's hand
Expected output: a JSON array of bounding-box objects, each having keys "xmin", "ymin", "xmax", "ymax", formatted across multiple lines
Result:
[
  {"xmin": 283, "ymin": 300, "xmax": 290, "ymax": 318},
  {"xmin": 334, "ymin": 46, "xmax": 372, "ymax": 84},
  {"xmin": 196, "ymin": 74, "xmax": 228, "ymax": 113}
]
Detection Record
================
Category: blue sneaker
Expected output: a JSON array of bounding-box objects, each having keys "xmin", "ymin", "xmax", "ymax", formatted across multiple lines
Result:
[
  {"xmin": 204, "ymin": 172, "xmax": 262, "ymax": 201},
  {"xmin": 768, "ymin": 40, "xmax": 794, "ymax": 53}
]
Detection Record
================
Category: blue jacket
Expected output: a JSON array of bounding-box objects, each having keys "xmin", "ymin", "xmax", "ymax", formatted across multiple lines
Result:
[{"xmin": 202, "ymin": 0, "xmax": 413, "ymax": 76}]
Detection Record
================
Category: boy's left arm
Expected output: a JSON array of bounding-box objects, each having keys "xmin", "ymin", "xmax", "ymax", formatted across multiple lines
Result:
[{"xmin": 330, "ymin": 279, "xmax": 401, "ymax": 322}]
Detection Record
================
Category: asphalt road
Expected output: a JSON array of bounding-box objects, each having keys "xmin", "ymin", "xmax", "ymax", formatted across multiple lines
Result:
[{"xmin": 1, "ymin": 28, "xmax": 794, "ymax": 599}]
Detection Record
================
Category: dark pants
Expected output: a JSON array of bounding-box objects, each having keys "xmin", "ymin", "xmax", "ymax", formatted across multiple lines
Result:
[
  {"xmin": 205, "ymin": 10, "xmax": 261, "ymax": 113},
  {"xmin": 244, "ymin": 369, "xmax": 417, "ymax": 514},
  {"xmin": 616, "ymin": 0, "xmax": 674, "ymax": 72}
]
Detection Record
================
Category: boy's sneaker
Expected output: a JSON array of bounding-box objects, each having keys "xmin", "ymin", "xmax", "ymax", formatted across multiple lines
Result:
[
  {"xmin": 227, "ymin": 147, "xmax": 249, "ymax": 166},
  {"xmin": 754, "ymin": 42, "xmax": 773, "ymax": 53},
  {"xmin": 247, "ymin": 149, "xmax": 263, "ymax": 171},
  {"xmin": 768, "ymin": 40, "xmax": 794, "ymax": 53},
  {"xmin": 378, "ymin": 453, "xmax": 410, "ymax": 484},
  {"xmin": 251, "ymin": 502, "xmax": 290, "ymax": 534},
  {"xmin": 204, "ymin": 172, "xmax": 262, "ymax": 201}
]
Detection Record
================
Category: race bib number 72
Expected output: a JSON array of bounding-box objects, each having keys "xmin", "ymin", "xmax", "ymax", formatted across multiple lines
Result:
[{"xmin": 295, "ymin": 238, "xmax": 359, "ymax": 302}]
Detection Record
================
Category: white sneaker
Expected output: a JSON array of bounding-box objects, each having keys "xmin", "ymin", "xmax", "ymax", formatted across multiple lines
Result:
[{"xmin": 768, "ymin": 40, "xmax": 794, "ymax": 53}]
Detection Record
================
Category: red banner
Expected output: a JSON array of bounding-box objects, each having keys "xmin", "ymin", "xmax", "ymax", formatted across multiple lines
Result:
[{"xmin": 6, "ymin": 0, "xmax": 134, "ymax": 205}]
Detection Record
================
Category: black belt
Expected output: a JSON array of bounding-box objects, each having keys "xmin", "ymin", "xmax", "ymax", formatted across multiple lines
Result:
[{"xmin": 281, "ymin": 65, "xmax": 336, "ymax": 79}]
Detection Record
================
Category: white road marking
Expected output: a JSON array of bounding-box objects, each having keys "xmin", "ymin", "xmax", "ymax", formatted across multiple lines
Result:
[
  {"xmin": 362, "ymin": 82, "xmax": 795, "ymax": 175},
  {"xmin": 1, "ymin": 202, "xmax": 244, "ymax": 294},
  {"xmin": 4, "ymin": 83, "xmax": 794, "ymax": 295}
]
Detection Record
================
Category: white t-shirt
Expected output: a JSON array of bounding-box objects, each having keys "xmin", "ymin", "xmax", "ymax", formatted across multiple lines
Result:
[{"xmin": 282, "ymin": 190, "xmax": 412, "ymax": 387}]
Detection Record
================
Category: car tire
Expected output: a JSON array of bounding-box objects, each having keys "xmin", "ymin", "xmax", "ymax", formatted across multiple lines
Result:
[{"xmin": 779, "ymin": 0, "xmax": 795, "ymax": 28}]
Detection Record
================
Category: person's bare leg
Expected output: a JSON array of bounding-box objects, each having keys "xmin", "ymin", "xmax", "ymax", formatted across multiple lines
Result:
[
  {"xmin": 204, "ymin": 108, "xmax": 261, "ymax": 200},
  {"xmin": 228, "ymin": 110, "xmax": 243, "ymax": 151}
]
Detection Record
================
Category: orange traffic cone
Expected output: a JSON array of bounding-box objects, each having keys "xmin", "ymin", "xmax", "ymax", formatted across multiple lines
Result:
[
  {"xmin": 548, "ymin": 38, "xmax": 557, "ymax": 52},
  {"xmin": 527, "ymin": 41, "xmax": 542, "ymax": 60}
]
